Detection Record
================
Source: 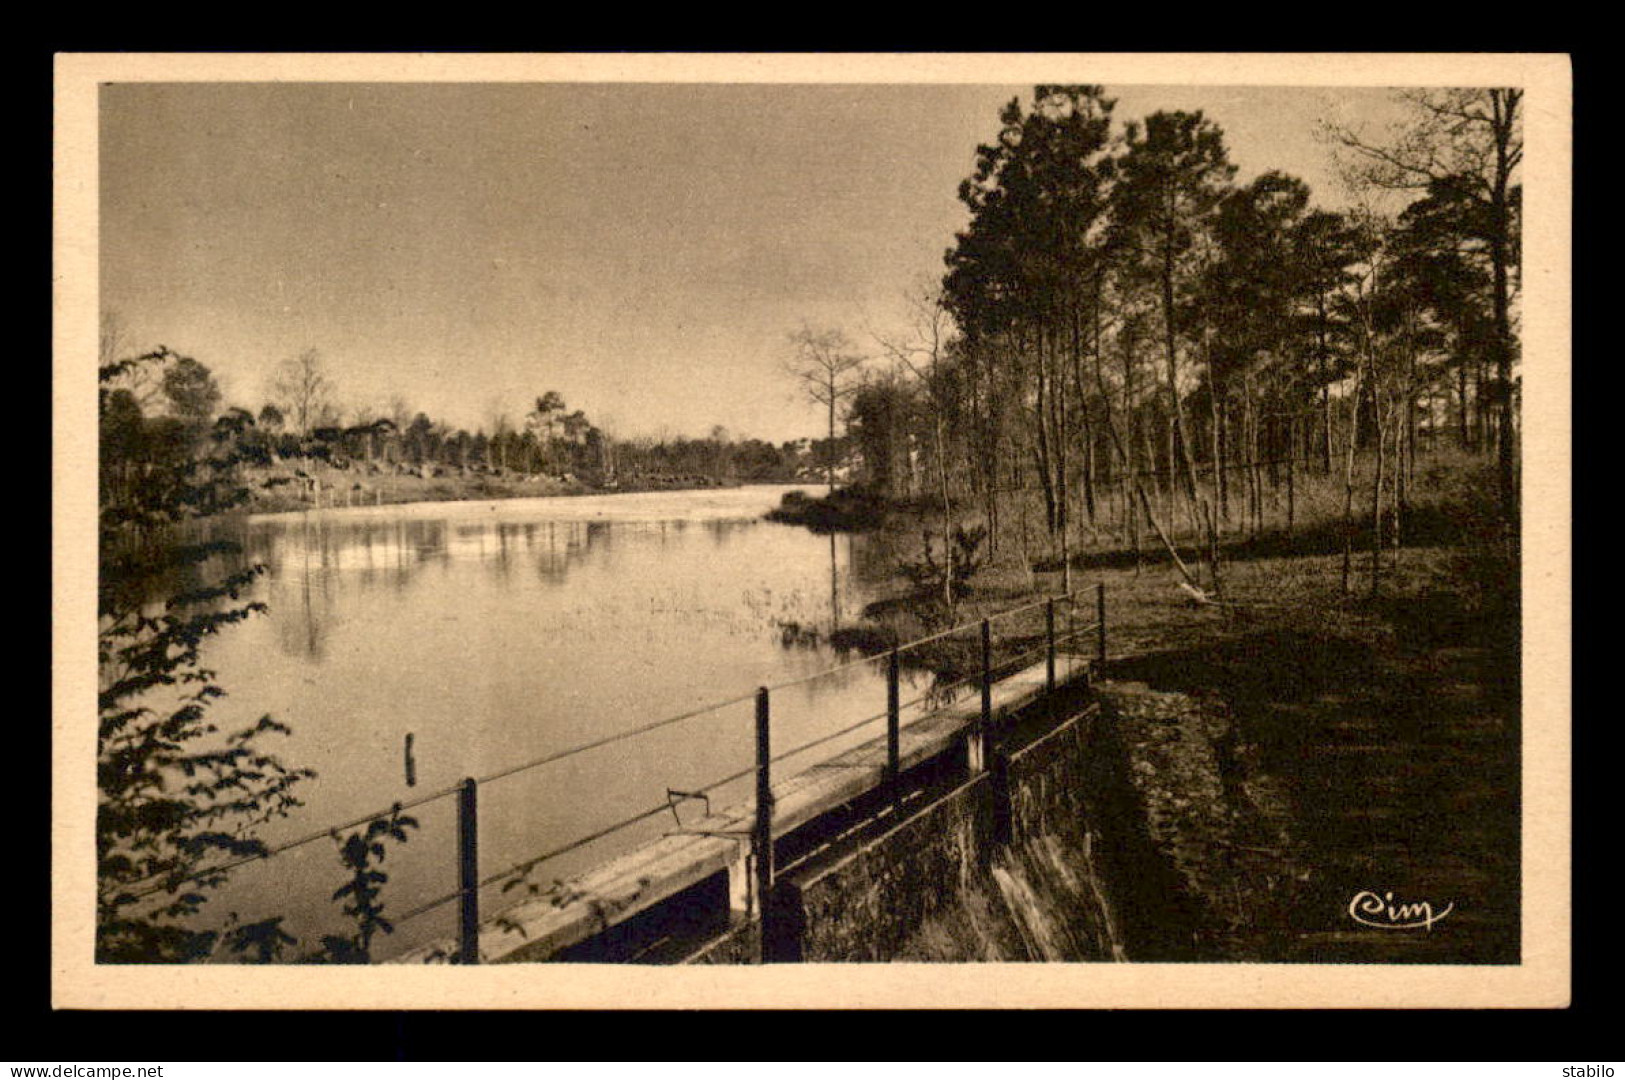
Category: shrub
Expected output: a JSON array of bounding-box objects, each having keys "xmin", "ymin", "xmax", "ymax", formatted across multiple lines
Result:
[{"xmin": 97, "ymin": 349, "xmax": 317, "ymax": 962}]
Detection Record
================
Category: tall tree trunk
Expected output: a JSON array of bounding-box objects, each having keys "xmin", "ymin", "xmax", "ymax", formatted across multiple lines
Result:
[
  {"xmin": 1390, "ymin": 406, "xmax": 1405, "ymax": 564},
  {"xmin": 1071, "ymin": 304, "xmax": 1098, "ymax": 532},
  {"xmin": 1341, "ymin": 368, "xmax": 1364, "ymax": 596},
  {"xmin": 1207, "ymin": 330, "xmax": 1227, "ymax": 530},
  {"xmin": 1018, "ymin": 491, "xmax": 1033, "ymax": 593},
  {"xmin": 1286, "ymin": 413, "xmax": 1296, "ymax": 535},
  {"xmin": 1241, "ymin": 377, "xmax": 1259, "ymax": 539},
  {"xmin": 1052, "ymin": 325, "xmax": 1072, "ymax": 594},
  {"xmin": 1082, "ymin": 428, "xmax": 1097, "ymax": 532},
  {"xmin": 1319, "ymin": 291, "xmax": 1335, "ymax": 475},
  {"xmin": 1491, "ymin": 88, "xmax": 1520, "ymax": 525},
  {"xmin": 1160, "ymin": 236, "xmax": 1202, "ymax": 531},
  {"xmin": 1164, "ymin": 419, "xmax": 1177, "ymax": 541},
  {"xmin": 1120, "ymin": 328, "xmax": 1144, "ymax": 575},
  {"xmin": 931, "ymin": 411, "xmax": 955, "ymax": 617},
  {"xmin": 1144, "ymin": 421, "xmax": 1163, "ymax": 520},
  {"xmin": 1457, "ymin": 361, "xmax": 1471, "ymax": 451},
  {"xmin": 976, "ymin": 357, "xmax": 1000, "ymax": 559},
  {"xmin": 1129, "ymin": 476, "xmax": 1142, "ymax": 577},
  {"xmin": 1474, "ymin": 359, "xmax": 1488, "ymax": 454},
  {"xmin": 1255, "ymin": 396, "xmax": 1267, "ymax": 536},
  {"xmin": 1203, "ymin": 496, "xmax": 1222, "ymax": 598},
  {"xmin": 1405, "ymin": 339, "xmax": 1419, "ymax": 493},
  {"xmin": 1030, "ymin": 326, "xmax": 1056, "ymax": 541},
  {"xmin": 1370, "ymin": 386, "xmax": 1387, "ymax": 598}
]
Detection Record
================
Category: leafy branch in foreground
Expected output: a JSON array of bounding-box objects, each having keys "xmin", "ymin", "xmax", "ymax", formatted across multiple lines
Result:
[
  {"xmin": 97, "ymin": 347, "xmax": 318, "ymax": 962},
  {"xmin": 313, "ymin": 806, "xmax": 419, "ymax": 964}
]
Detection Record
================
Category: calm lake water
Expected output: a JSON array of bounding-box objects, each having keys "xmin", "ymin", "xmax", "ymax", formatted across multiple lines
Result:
[{"xmin": 165, "ymin": 484, "xmax": 931, "ymax": 960}]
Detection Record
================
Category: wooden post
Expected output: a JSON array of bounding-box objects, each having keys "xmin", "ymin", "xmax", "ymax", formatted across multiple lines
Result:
[
  {"xmin": 457, "ymin": 777, "xmax": 479, "ymax": 964},
  {"xmin": 754, "ymin": 686, "xmax": 774, "ymax": 962},
  {"xmin": 1045, "ymin": 597, "xmax": 1056, "ymax": 694},
  {"xmin": 886, "ymin": 649, "xmax": 900, "ymax": 797},
  {"xmin": 1096, "ymin": 582, "xmax": 1108, "ymax": 672}
]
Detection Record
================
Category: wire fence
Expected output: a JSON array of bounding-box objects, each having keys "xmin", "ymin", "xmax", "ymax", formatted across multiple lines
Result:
[{"xmin": 125, "ymin": 583, "xmax": 1107, "ymax": 963}]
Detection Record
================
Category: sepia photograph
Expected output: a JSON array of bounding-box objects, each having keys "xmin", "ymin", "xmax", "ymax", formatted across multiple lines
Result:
[{"xmin": 53, "ymin": 52, "xmax": 1571, "ymax": 1009}]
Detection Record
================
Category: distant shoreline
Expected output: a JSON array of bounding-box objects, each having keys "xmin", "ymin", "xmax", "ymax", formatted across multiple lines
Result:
[
  {"xmin": 242, "ymin": 470, "xmax": 823, "ymax": 521},
  {"xmin": 242, "ymin": 467, "xmax": 825, "ymax": 517}
]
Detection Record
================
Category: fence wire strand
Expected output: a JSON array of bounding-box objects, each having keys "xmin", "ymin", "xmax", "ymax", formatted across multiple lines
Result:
[
  {"xmin": 123, "ymin": 781, "xmax": 464, "ymax": 901},
  {"xmin": 392, "ymin": 617, "xmax": 1098, "ymax": 933},
  {"xmin": 126, "ymin": 588, "xmax": 1100, "ymax": 938},
  {"xmin": 760, "ymin": 647, "xmax": 889, "ymax": 693},
  {"xmin": 477, "ymin": 799, "xmax": 675, "ymax": 892},
  {"xmin": 476, "ymin": 688, "xmax": 761, "ymax": 788},
  {"xmin": 395, "ymin": 886, "xmax": 465, "ymax": 926}
]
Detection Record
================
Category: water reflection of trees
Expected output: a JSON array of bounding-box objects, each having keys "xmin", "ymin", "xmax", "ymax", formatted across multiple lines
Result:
[
  {"xmin": 747, "ymin": 529, "xmax": 905, "ymax": 657},
  {"xmin": 847, "ymin": 529, "xmax": 907, "ymax": 591},
  {"xmin": 173, "ymin": 512, "xmax": 879, "ymax": 665},
  {"xmin": 768, "ymin": 526, "xmax": 985, "ymax": 711},
  {"xmin": 270, "ymin": 551, "xmax": 338, "ymax": 662},
  {"xmin": 704, "ymin": 519, "xmax": 733, "ymax": 548},
  {"xmin": 183, "ymin": 513, "xmax": 669, "ymax": 660}
]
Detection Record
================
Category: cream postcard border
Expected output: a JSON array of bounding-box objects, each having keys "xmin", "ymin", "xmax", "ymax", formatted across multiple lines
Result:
[{"xmin": 53, "ymin": 51, "xmax": 1572, "ymax": 1010}]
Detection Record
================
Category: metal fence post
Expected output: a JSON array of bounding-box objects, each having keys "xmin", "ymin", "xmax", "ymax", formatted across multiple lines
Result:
[
  {"xmin": 1096, "ymin": 582, "xmax": 1108, "ymax": 672},
  {"xmin": 457, "ymin": 777, "xmax": 480, "ymax": 964},
  {"xmin": 1045, "ymin": 597, "xmax": 1056, "ymax": 693},
  {"xmin": 886, "ymin": 648, "xmax": 900, "ymax": 797},
  {"xmin": 754, "ymin": 686, "xmax": 775, "ymax": 962}
]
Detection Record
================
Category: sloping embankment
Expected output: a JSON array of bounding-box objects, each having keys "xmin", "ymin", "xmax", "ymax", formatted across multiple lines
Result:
[
  {"xmin": 1108, "ymin": 621, "xmax": 1520, "ymax": 964},
  {"xmin": 892, "ymin": 680, "xmax": 1304, "ymax": 962}
]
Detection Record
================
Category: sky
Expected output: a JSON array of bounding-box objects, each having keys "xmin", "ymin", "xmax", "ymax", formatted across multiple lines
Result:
[{"xmin": 100, "ymin": 81, "xmax": 1404, "ymax": 444}]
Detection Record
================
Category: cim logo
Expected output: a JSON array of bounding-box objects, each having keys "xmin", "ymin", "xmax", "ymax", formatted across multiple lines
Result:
[{"xmin": 1346, "ymin": 889, "xmax": 1454, "ymax": 931}]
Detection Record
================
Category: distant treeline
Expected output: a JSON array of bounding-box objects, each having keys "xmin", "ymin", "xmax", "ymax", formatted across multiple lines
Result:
[{"xmin": 99, "ymin": 344, "xmax": 847, "ymax": 494}]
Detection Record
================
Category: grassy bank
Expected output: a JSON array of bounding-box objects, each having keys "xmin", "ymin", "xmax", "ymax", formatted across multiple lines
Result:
[{"xmin": 790, "ymin": 448, "xmax": 1515, "ymax": 663}]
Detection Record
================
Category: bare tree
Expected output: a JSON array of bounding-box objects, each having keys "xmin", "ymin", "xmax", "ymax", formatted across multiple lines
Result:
[
  {"xmin": 485, "ymin": 398, "xmax": 514, "ymax": 472},
  {"xmin": 269, "ymin": 348, "xmax": 338, "ymax": 435},
  {"xmin": 99, "ymin": 310, "xmax": 128, "ymax": 367},
  {"xmin": 785, "ymin": 324, "xmax": 868, "ymax": 492},
  {"xmin": 874, "ymin": 284, "xmax": 961, "ymax": 610},
  {"xmin": 387, "ymin": 395, "xmax": 414, "ymax": 431}
]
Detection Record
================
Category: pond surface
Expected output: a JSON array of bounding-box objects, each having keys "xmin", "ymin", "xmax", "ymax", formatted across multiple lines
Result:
[{"xmin": 164, "ymin": 485, "xmax": 933, "ymax": 960}]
